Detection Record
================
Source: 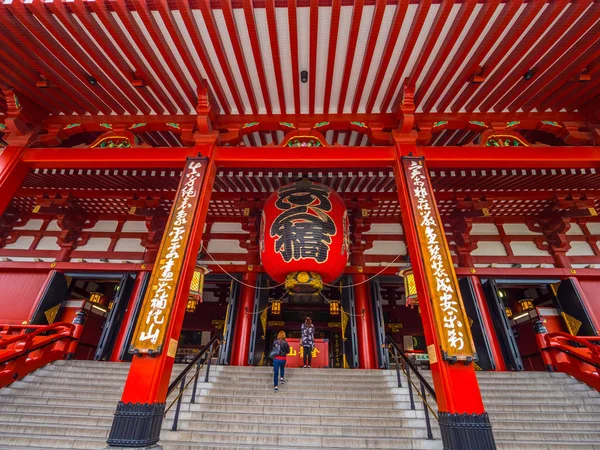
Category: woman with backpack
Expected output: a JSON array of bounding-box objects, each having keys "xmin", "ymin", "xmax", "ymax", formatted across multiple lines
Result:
[
  {"xmin": 270, "ymin": 330, "xmax": 290, "ymax": 392},
  {"xmin": 301, "ymin": 317, "xmax": 315, "ymax": 368}
]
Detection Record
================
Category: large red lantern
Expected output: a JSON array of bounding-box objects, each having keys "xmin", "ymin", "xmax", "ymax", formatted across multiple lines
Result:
[{"xmin": 260, "ymin": 180, "xmax": 349, "ymax": 295}]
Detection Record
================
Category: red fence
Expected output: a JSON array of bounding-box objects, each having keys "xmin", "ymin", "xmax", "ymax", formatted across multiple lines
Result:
[{"xmin": 0, "ymin": 322, "xmax": 83, "ymax": 388}]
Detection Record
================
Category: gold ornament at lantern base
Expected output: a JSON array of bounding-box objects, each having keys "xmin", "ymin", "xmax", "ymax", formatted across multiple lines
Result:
[{"xmin": 285, "ymin": 271, "xmax": 323, "ymax": 296}]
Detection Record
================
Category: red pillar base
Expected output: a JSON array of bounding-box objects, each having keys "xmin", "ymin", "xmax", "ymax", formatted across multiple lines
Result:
[
  {"xmin": 107, "ymin": 402, "xmax": 164, "ymax": 447},
  {"xmin": 438, "ymin": 412, "xmax": 497, "ymax": 450}
]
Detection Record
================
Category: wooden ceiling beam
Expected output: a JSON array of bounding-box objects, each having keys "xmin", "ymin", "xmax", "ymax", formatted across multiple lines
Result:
[
  {"xmin": 351, "ymin": 0, "xmax": 387, "ymax": 114},
  {"xmin": 379, "ymin": 0, "xmax": 432, "ymax": 113},
  {"xmin": 265, "ymin": 0, "xmax": 287, "ymax": 114},
  {"xmin": 322, "ymin": 0, "xmax": 342, "ymax": 115},
  {"xmin": 336, "ymin": 0, "xmax": 364, "ymax": 113},
  {"xmin": 479, "ymin": 0, "xmax": 580, "ymax": 113},
  {"xmin": 287, "ymin": 0, "xmax": 301, "ymax": 115},
  {"xmin": 27, "ymin": 0, "xmax": 137, "ymax": 115},
  {"xmin": 425, "ymin": 0, "xmax": 502, "ymax": 113},
  {"xmin": 219, "ymin": 0, "xmax": 260, "ymax": 115},
  {"xmin": 110, "ymin": 0, "xmax": 190, "ymax": 113},
  {"xmin": 241, "ymin": 0, "xmax": 273, "ymax": 115},
  {"xmin": 457, "ymin": 1, "xmax": 544, "ymax": 112}
]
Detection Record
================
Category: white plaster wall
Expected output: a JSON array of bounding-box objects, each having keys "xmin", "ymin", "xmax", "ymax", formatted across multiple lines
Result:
[
  {"xmin": 46, "ymin": 220, "xmax": 61, "ymax": 232},
  {"xmin": 566, "ymin": 223, "xmax": 584, "ymax": 235},
  {"xmin": 89, "ymin": 221, "xmax": 119, "ymax": 232},
  {"xmin": 14, "ymin": 219, "xmax": 44, "ymax": 231},
  {"xmin": 36, "ymin": 237, "xmax": 60, "ymax": 251},
  {"xmin": 77, "ymin": 238, "xmax": 112, "ymax": 252},
  {"xmin": 469, "ymin": 223, "xmax": 499, "ymax": 235},
  {"xmin": 502, "ymin": 223, "xmax": 541, "ymax": 235},
  {"xmin": 586, "ymin": 223, "xmax": 600, "ymax": 235},
  {"xmin": 114, "ymin": 238, "xmax": 146, "ymax": 252},
  {"xmin": 364, "ymin": 223, "xmax": 403, "ymax": 234},
  {"xmin": 3, "ymin": 236, "xmax": 34, "ymax": 250},
  {"xmin": 510, "ymin": 242, "xmax": 550, "ymax": 257},
  {"xmin": 566, "ymin": 241, "xmax": 595, "ymax": 256},
  {"xmin": 364, "ymin": 240, "xmax": 406, "ymax": 255},
  {"xmin": 207, "ymin": 239, "xmax": 246, "ymax": 254},
  {"xmin": 211, "ymin": 222, "xmax": 245, "ymax": 233},
  {"xmin": 122, "ymin": 221, "xmax": 148, "ymax": 232},
  {"xmin": 471, "ymin": 242, "xmax": 507, "ymax": 256}
]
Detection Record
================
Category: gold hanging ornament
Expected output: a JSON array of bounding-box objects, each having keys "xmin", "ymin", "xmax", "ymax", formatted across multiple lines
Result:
[
  {"xmin": 329, "ymin": 299, "xmax": 341, "ymax": 316},
  {"xmin": 271, "ymin": 299, "xmax": 282, "ymax": 315}
]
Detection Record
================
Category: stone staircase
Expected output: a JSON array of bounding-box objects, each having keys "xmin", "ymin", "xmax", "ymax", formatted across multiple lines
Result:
[{"xmin": 0, "ymin": 361, "xmax": 598, "ymax": 449}]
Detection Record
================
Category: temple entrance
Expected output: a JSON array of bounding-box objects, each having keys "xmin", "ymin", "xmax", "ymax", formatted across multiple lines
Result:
[{"xmin": 479, "ymin": 278, "xmax": 598, "ymax": 371}]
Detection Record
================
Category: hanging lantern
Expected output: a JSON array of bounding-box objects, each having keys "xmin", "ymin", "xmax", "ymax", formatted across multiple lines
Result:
[
  {"xmin": 189, "ymin": 266, "xmax": 210, "ymax": 303},
  {"xmin": 505, "ymin": 306, "xmax": 513, "ymax": 318},
  {"xmin": 271, "ymin": 299, "xmax": 282, "ymax": 315},
  {"xmin": 329, "ymin": 299, "xmax": 341, "ymax": 316},
  {"xmin": 399, "ymin": 267, "xmax": 418, "ymax": 308},
  {"xmin": 260, "ymin": 180, "xmax": 350, "ymax": 297},
  {"xmin": 186, "ymin": 297, "xmax": 197, "ymax": 313},
  {"xmin": 519, "ymin": 299, "xmax": 534, "ymax": 312},
  {"xmin": 89, "ymin": 292, "xmax": 103, "ymax": 304}
]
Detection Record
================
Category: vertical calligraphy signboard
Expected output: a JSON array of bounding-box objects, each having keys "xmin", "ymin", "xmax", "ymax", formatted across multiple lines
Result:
[
  {"xmin": 402, "ymin": 156, "xmax": 477, "ymax": 362},
  {"xmin": 130, "ymin": 157, "xmax": 207, "ymax": 354}
]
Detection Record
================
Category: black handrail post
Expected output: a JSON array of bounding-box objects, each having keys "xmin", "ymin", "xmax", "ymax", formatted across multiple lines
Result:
[
  {"xmin": 406, "ymin": 364, "xmax": 415, "ymax": 410},
  {"xmin": 204, "ymin": 341, "xmax": 215, "ymax": 383},
  {"xmin": 171, "ymin": 374, "xmax": 186, "ymax": 431},
  {"xmin": 421, "ymin": 381, "xmax": 433, "ymax": 440},
  {"xmin": 392, "ymin": 345, "xmax": 402, "ymax": 388},
  {"xmin": 191, "ymin": 356, "xmax": 202, "ymax": 404}
]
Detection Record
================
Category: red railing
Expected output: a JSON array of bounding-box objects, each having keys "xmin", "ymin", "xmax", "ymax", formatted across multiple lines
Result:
[
  {"xmin": 0, "ymin": 322, "xmax": 83, "ymax": 389},
  {"xmin": 543, "ymin": 332, "xmax": 600, "ymax": 391}
]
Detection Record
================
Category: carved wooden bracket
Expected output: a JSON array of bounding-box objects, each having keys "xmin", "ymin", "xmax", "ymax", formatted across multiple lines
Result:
[{"xmin": 0, "ymin": 207, "xmax": 29, "ymax": 249}]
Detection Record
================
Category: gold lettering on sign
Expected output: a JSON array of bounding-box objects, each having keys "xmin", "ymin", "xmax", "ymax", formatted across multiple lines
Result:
[
  {"xmin": 130, "ymin": 158, "xmax": 207, "ymax": 354},
  {"xmin": 403, "ymin": 157, "xmax": 476, "ymax": 362}
]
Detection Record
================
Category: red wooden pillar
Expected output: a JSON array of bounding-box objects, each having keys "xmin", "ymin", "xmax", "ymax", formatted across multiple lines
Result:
[
  {"xmin": 109, "ymin": 273, "xmax": 148, "ymax": 362},
  {"xmin": 107, "ymin": 149, "xmax": 216, "ymax": 447},
  {"xmin": 351, "ymin": 248, "xmax": 377, "ymax": 369},
  {"xmin": 471, "ymin": 276, "xmax": 507, "ymax": 371},
  {"xmin": 393, "ymin": 146, "xmax": 496, "ymax": 449},
  {"xmin": 230, "ymin": 271, "xmax": 257, "ymax": 366},
  {"xmin": 0, "ymin": 144, "xmax": 30, "ymax": 216}
]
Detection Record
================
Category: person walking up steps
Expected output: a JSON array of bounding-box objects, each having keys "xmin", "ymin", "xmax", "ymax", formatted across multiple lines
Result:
[
  {"xmin": 301, "ymin": 317, "xmax": 315, "ymax": 368},
  {"xmin": 270, "ymin": 331, "xmax": 290, "ymax": 392}
]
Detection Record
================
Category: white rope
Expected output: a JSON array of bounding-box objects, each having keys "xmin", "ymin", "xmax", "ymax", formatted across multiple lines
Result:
[{"xmin": 323, "ymin": 253, "xmax": 404, "ymax": 288}]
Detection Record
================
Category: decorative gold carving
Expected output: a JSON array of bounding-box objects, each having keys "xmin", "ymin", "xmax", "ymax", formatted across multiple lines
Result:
[
  {"xmin": 561, "ymin": 312, "xmax": 582, "ymax": 336},
  {"xmin": 44, "ymin": 304, "xmax": 60, "ymax": 324}
]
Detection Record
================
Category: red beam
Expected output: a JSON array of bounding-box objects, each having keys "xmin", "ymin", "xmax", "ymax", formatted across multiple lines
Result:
[{"xmin": 22, "ymin": 147, "xmax": 199, "ymax": 169}]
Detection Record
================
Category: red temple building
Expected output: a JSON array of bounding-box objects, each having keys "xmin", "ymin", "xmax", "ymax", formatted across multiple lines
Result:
[{"xmin": 1, "ymin": 1, "xmax": 600, "ymax": 449}]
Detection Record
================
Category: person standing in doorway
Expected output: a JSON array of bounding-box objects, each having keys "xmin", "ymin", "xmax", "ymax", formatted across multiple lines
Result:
[
  {"xmin": 301, "ymin": 317, "xmax": 315, "ymax": 368},
  {"xmin": 271, "ymin": 331, "xmax": 290, "ymax": 392}
]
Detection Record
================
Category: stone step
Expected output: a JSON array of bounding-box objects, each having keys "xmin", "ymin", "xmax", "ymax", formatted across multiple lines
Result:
[
  {"xmin": 0, "ymin": 412, "xmax": 113, "ymax": 427},
  {"xmin": 492, "ymin": 419, "xmax": 600, "ymax": 432},
  {"xmin": 488, "ymin": 411, "xmax": 600, "ymax": 422},
  {"xmin": 492, "ymin": 429, "xmax": 600, "ymax": 442},
  {"xmin": 496, "ymin": 440, "xmax": 600, "ymax": 450},
  {"xmin": 0, "ymin": 403, "xmax": 115, "ymax": 416}
]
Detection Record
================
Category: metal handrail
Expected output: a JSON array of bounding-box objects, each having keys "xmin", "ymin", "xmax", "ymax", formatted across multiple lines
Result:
[
  {"xmin": 386, "ymin": 335, "xmax": 437, "ymax": 440},
  {"xmin": 165, "ymin": 333, "xmax": 222, "ymax": 431}
]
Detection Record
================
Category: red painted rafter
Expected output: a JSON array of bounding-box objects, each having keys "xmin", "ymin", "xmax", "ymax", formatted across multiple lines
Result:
[
  {"xmin": 84, "ymin": 0, "xmax": 177, "ymax": 114},
  {"xmin": 0, "ymin": 57, "xmax": 61, "ymax": 115},
  {"xmin": 379, "ymin": 0, "xmax": 432, "ymax": 113},
  {"xmin": 288, "ymin": 0, "xmax": 301, "ymax": 115},
  {"xmin": 48, "ymin": 0, "xmax": 153, "ymax": 115},
  {"xmin": 265, "ymin": 0, "xmax": 288, "ymax": 114},
  {"xmin": 175, "ymin": 0, "xmax": 231, "ymax": 114},
  {"xmin": 241, "ymin": 0, "xmax": 273, "ymax": 114},
  {"xmin": 218, "ymin": 0, "xmax": 259, "ymax": 114},
  {"xmin": 336, "ymin": 0, "xmax": 364, "ymax": 113},
  {"xmin": 426, "ymin": 0, "xmax": 503, "ymax": 113},
  {"xmin": 10, "ymin": 0, "xmax": 123, "ymax": 114},
  {"xmin": 322, "ymin": 0, "xmax": 342, "ymax": 114},
  {"xmin": 460, "ymin": 1, "xmax": 546, "ymax": 112},
  {"xmin": 409, "ymin": 0, "xmax": 454, "ymax": 104},
  {"xmin": 110, "ymin": 0, "xmax": 190, "ymax": 113},
  {"xmin": 130, "ymin": 0, "xmax": 197, "ymax": 111},
  {"xmin": 195, "ymin": 0, "xmax": 247, "ymax": 114},
  {"xmin": 479, "ymin": 0, "xmax": 578, "ymax": 113},
  {"xmin": 0, "ymin": 5, "xmax": 101, "ymax": 114},
  {"xmin": 364, "ymin": 0, "xmax": 408, "ymax": 113},
  {"xmin": 412, "ymin": 0, "xmax": 477, "ymax": 112},
  {"xmin": 308, "ymin": 0, "xmax": 319, "ymax": 115},
  {"xmin": 351, "ymin": 0, "xmax": 387, "ymax": 114},
  {"xmin": 509, "ymin": 8, "xmax": 600, "ymax": 112},
  {"xmin": 27, "ymin": 0, "xmax": 138, "ymax": 115}
]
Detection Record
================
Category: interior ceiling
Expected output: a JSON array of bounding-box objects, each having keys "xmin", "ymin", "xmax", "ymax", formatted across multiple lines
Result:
[
  {"xmin": 9, "ymin": 166, "xmax": 600, "ymax": 221},
  {"xmin": 0, "ymin": 0, "xmax": 599, "ymax": 120}
]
